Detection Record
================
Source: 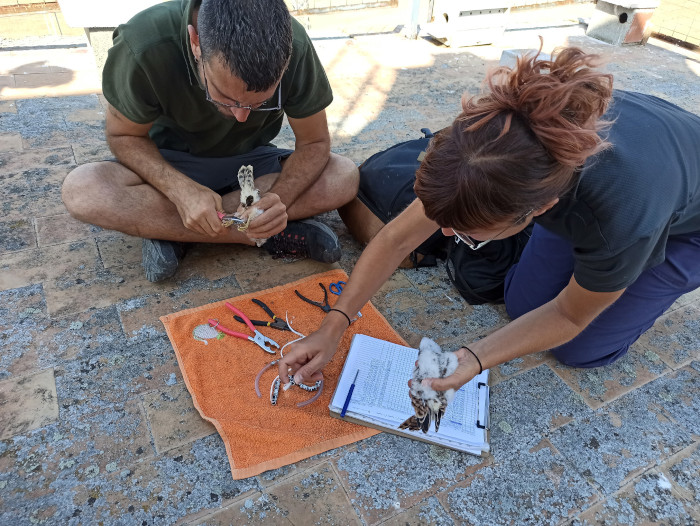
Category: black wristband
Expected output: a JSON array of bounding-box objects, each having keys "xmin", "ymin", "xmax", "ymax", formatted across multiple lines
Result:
[
  {"xmin": 463, "ymin": 345, "xmax": 483, "ymax": 374},
  {"xmin": 328, "ymin": 308, "xmax": 351, "ymax": 326}
]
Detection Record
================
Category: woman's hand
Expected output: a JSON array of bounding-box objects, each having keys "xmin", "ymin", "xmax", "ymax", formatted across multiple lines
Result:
[
  {"xmin": 420, "ymin": 347, "xmax": 481, "ymax": 391},
  {"xmin": 277, "ymin": 315, "xmax": 348, "ymax": 384},
  {"xmin": 276, "ymin": 199, "xmax": 442, "ymax": 386}
]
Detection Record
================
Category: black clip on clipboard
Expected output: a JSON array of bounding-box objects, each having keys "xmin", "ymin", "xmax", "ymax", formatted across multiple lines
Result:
[{"xmin": 476, "ymin": 381, "xmax": 490, "ymax": 430}]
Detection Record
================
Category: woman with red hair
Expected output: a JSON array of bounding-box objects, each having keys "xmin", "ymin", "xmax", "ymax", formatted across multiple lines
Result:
[{"xmin": 279, "ymin": 46, "xmax": 700, "ymax": 392}]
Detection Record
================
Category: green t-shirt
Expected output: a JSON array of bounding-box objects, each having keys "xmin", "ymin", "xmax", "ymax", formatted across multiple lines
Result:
[{"xmin": 102, "ymin": 0, "xmax": 333, "ymax": 157}]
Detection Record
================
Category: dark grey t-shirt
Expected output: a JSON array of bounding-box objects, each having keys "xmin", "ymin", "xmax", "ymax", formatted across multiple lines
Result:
[{"xmin": 536, "ymin": 91, "xmax": 700, "ymax": 293}]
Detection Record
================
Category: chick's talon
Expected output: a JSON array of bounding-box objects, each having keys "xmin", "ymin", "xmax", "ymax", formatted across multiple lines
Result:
[{"xmin": 236, "ymin": 215, "xmax": 252, "ymax": 232}]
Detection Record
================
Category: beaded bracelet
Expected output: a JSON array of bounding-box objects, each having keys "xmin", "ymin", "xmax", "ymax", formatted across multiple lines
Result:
[
  {"xmin": 463, "ymin": 345, "xmax": 483, "ymax": 374},
  {"xmin": 328, "ymin": 308, "xmax": 351, "ymax": 326}
]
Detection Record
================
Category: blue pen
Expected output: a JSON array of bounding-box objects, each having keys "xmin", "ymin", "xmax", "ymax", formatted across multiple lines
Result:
[{"xmin": 340, "ymin": 370, "xmax": 360, "ymax": 418}]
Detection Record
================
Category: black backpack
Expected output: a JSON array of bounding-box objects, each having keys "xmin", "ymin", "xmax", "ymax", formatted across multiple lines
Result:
[
  {"xmin": 357, "ymin": 129, "xmax": 449, "ymax": 267},
  {"xmin": 357, "ymin": 129, "xmax": 531, "ymax": 305},
  {"xmin": 444, "ymin": 224, "xmax": 533, "ymax": 304}
]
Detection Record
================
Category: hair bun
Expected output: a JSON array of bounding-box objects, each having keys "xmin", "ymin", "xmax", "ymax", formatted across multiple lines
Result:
[{"xmin": 461, "ymin": 45, "xmax": 614, "ymax": 167}]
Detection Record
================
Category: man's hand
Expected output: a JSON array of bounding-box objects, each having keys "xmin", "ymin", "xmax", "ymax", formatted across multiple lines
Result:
[
  {"xmin": 246, "ymin": 192, "xmax": 288, "ymax": 239},
  {"xmin": 170, "ymin": 183, "xmax": 225, "ymax": 237}
]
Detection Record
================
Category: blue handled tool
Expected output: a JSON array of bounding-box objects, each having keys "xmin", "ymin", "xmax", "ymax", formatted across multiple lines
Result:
[
  {"xmin": 327, "ymin": 280, "xmax": 363, "ymax": 320},
  {"xmin": 329, "ymin": 281, "xmax": 346, "ymax": 295},
  {"xmin": 340, "ymin": 369, "xmax": 360, "ymax": 418}
]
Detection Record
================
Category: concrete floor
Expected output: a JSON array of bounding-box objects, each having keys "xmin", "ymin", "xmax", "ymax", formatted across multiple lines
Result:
[{"xmin": 0, "ymin": 3, "xmax": 699, "ymax": 525}]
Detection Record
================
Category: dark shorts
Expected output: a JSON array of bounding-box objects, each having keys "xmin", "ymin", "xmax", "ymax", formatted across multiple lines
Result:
[
  {"xmin": 110, "ymin": 146, "xmax": 294, "ymax": 195},
  {"xmin": 159, "ymin": 146, "xmax": 294, "ymax": 194}
]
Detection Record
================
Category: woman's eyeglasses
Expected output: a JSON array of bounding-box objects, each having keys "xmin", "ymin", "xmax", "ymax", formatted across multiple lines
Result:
[
  {"xmin": 201, "ymin": 64, "xmax": 281, "ymax": 112},
  {"xmin": 454, "ymin": 209, "xmax": 534, "ymax": 250}
]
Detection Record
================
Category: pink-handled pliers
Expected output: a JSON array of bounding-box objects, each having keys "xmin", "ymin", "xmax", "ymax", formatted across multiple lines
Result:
[{"xmin": 209, "ymin": 302, "xmax": 279, "ymax": 354}]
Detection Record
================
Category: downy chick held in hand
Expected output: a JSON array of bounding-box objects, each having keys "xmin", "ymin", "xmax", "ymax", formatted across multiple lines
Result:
[
  {"xmin": 234, "ymin": 164, "xmax": 267, "ymax": 246},
  {"xmin": 399, "ymin": 337, "xmax": 458, "ymax": 434}
]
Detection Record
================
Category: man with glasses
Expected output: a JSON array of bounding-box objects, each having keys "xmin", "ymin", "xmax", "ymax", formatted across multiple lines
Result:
[{"xmin": 62, "ymin": 0, "xmax": 359, "ymax": 282}]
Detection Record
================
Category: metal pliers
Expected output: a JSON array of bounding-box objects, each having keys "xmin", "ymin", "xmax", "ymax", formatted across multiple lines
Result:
[
  {"xmin": 232, "ymin": 298, "xmax": 293, "ymax": 331},
  {"xmin": 294, "ymin": 283, "xmax": 331, "ymax": 313},
  {"xmin": 208, "ymin": 302, "xmax": 280, "ymax": 354}
]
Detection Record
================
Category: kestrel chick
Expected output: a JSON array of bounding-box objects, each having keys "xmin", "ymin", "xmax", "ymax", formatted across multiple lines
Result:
[
  {"xmin": 235, "ymin": 164, "xmax": 266, "ymax": 246},
  {"xmin": 399, "ymin": 337, "xmax": 458, "ymax": 434}
]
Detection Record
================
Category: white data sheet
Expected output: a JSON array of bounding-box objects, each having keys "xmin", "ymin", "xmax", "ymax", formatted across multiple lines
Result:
[{"xmin": 330, "ymin": 334, "xmax": 489, "ymax": 453}]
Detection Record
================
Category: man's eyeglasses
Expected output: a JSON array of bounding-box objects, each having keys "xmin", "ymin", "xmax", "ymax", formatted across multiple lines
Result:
[
  {"xmin": 453, "ymin": 209, "xmax": 534, "ymax": 250},
  {"xmin": 201, "ymin": 63, "xmax": 281, "ymax": 112}
]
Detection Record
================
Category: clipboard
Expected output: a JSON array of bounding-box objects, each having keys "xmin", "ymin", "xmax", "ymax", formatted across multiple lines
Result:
[{"xmin": 328, "ymin": 334, "xmax": 490, "ymax": 456}]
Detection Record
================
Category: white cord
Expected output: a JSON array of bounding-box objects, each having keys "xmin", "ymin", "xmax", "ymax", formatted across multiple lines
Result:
[{"xmin": 280, "ymin": 312, "xmax": 305, "ymax": 357}]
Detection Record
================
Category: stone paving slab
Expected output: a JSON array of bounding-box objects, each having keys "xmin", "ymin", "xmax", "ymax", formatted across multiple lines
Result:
[
  {"xmin": 263, "ymin": 462, "xmax": 362, "ymax": 525},
  {"xmin": 663, "ymin": 442, "xmax": 700, "ymax": 506},
  {"xmin": 0, "ymin": 131, "xmax": 23, "ymax": 151},
  {"xmin": 143, "ymin": 383, "xmax": 217, "ymax": 455},
  {"xmin": 442, "ymin": 441, "xmax": 600, "ymax": 526},
  {"xmin": 572, "ymin": 444, "xmax": 700, "ymax": 526},
  {"xmin": 35, "ymin": 213, "xmax": 102, "ymax": 248},
  {"xmin": 488, "ymin": 365, "xmax": 593, "ymax": 454},
  {"xmin": 189, "ymin": 492, "xmax": 294, "ymax": 525},
  {"xmin": 65, "ymin": 434, "xmax": 260, "ymax": 525},
  {"xmin": 54, "ymin": 332, "xmax": 183, "ymax": 406},
  {"xmin": 635, "ymin": 304, "xmax": 700, "ymax": 371},
  {"xmin": 550, "ymin": 340, "xmax": 670, "ymax": 410},
  {"xmin": 117, "ymin": 274, "xmax": 244, "ymax": 340},
  {"xmin": 40, "ymin": 310, "xmax": 125, "ymax": 369},
  {"xmin": 489, "ymin": 351, "xmax": 556, "ymax": 386},
  {"xmin": 380, "ymin": 495, "xmax": 455, "ymax": 526},
  {"xmin": 0, "ymin": 284, "xmax": 47, "ymax": 379},
  {"xmin": 572, "ymin": 465, "xmax": 697, "ymax": 525},
  {"xmin": 0, "ymin": 96, "xmax": 104, "ymax": 148},
  {"xmin": 549, "ymin": 364, "xmax": 700, "ymax": 496},
  {"xmin": 0, "ymin": 46, "xmax": 101, "ymax": 100},
  {"xmin": 0, "ymin": 368, "xmax": 58, "ymax": 439},
  {"xmin": 0, "ymin": 146, "xmax": 75, "ymax": 224},
  {"xmin": 255, "ymin": 444, "xmax": 358, "ymax": 489},
  {"xmin": 333, "ymin": 433, "xmax": 490, "ymax": 525},
  {"xmin": 0, "ymin": 99, "xmax": 17, "ymax": 113}
]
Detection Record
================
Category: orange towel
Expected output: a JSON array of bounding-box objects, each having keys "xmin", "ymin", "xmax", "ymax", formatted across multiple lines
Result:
[{"xmin": 160, "ymin": 269, "xmax": 408, "ymax": 479}]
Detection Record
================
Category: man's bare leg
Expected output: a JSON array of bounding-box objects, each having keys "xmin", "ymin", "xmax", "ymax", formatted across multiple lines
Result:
[
  {"xmin": 338, "ymin": 197, "xmax": 428, "ymax": 269},
  {"xmin": 62, "ymin": 152, "xmax": 359, "ymax": 243},
  {"xmin": 62, "ymin": 152, "xmax": 359, "ymax": 280},
  {"xmin": 338, "ymin": 197, "xmax": 385, "ymax": 245},
  {"xmin": 62, "ymin": 161, "xmax": 249, "ymax": 243}
]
